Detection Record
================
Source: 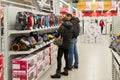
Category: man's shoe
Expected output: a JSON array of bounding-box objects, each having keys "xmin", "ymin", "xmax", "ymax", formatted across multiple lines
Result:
[
  {"xmin": 68, "ymin": 67, "xmax": 72, "ymax": 71},
  {"xmin": 74, "ymin": 66, "xmax": 78, "ymax": 69}
]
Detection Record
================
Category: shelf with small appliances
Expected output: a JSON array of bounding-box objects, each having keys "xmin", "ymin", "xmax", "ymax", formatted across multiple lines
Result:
[
  {"xmin": 3, "ymin": 6, "xmax": 61, "ymax": 80},
  {"xmin": 8, "ymin": 26, "xmax": 58, "ymax": 36},
  {"xmin": 111, "ymin": 50, "xmax": 120, "ymax": 80},
  {"xmin": 10, "ymin": 39, "xmax": 54, "ymax": 55}
]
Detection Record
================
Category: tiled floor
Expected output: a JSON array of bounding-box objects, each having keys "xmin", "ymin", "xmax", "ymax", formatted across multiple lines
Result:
[{"xmin": 39, "ymin": 35, "xmax": 112, "ymax": 80}]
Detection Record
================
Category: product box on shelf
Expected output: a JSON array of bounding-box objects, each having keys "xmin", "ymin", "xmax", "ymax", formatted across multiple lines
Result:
[
  {"xmin": 36, "ymin": 50, "xmax": 44, "ymax": 64},
  {"xmin": 43, "ymin": 47, "xmax": 50, "ymax": 60},
  {"xmin": 50, "ymin": 43, "xmax": 58, "ymax": 53},
  {"xmin": 43, "ymin": 57, "xmax": 50, "ymax": 71},
  {"xmin": 12, "ymin": 67, "xmax": 37, "ymax": 80},
  {"xmin": 0, "ymin": 54, "xmax": 4, "ymax": 80},
  {"xmin": 12, "ymin": 54, "xmax": 37, "ymax": 73},
  {"xmin": 50, "ymin": 51, "xmax": 57, "ymax": 65},
  {"xmin": 0, "ymin": 54, "xmax": 3, "ymax": 65},
  {"xmin": 0, "ymin": 65, "xmax": 4, "ymax": 80},
  {"xmin": 36, "ymin": 61, "xmax": 44, "ymax": 79}
]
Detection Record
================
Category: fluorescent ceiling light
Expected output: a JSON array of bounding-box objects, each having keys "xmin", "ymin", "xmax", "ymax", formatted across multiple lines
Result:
[
  {"xmin": 60, "ymin": 2, "xmax": 63, "ymax": 8},
  {"xmin": 60, "ymin": 0, "xmax": 69, "ymax": 6},
  {"xmin": 73, "ymin": 7, "xmax": 76, "ymax": 10}
]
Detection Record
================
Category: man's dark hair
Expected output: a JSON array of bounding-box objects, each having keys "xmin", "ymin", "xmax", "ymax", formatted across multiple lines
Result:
[{"xmin": 66, "ymin": 13, "xmax": 72, "ymax": 17}]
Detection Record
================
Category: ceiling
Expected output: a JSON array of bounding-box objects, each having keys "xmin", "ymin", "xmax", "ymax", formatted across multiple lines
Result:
[{"xmin": 1, "ymin": 0, "xmax": 120, "ymax": 10}]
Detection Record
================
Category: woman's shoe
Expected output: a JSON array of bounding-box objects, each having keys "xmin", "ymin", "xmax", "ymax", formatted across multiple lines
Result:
[
  {"xmin": 51, "ymin": 70, "xmax": 61, "ymax": 78},
  {"xmin": 61, "ymin": 69, "xmax": 68, "ymax": 76},
  {"xmin": 51, "ymin": 73, "xmax": 61, "ymax": 78}
]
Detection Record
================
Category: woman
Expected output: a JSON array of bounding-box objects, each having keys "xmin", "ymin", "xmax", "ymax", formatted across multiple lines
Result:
[
  {"xmin": 51, "ymin": 15, "xmax": 73, "ymax": 78},
  {"xmin": 99, "ymin": 19, "xmax": 105, "ymax": 33}
]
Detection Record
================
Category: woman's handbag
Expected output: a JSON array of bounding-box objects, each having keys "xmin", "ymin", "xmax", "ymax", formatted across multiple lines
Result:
[
  {"xmin": 53, "ymin": 35, "xmax": 63, "ymax": 46},
  {"xmin": 53, "ymin": 27, "xmax": 64, "ymax": 46}
]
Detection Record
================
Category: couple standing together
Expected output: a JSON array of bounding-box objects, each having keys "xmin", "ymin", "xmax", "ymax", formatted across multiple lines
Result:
[{"xmin": 51, "ymin": 13, "xmax": 80, "ymax": 78}]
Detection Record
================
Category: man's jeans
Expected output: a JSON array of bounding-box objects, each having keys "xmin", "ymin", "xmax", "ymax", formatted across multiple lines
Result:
[{"xmin": 69, "ymin": 38, "xmax": 79, "ymax": 68}]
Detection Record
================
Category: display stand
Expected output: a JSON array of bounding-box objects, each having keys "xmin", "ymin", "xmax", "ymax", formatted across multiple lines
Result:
[
  {"xmin": 112, "ymin": 16, "xmax": 120, "ymax": 35},
  {"xmin": 112, "ymin": 50, "xmax": 120, "ymax": 80},
  {"xmin": 3, "ymin": 6, "xmax": 58, "ymax": 80},
  {"xmin": 111, "ymin": 16, "xmax": 120, "ymax": 80}
]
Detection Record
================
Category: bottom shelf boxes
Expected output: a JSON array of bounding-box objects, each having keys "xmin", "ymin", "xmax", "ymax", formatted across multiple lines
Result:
[
  {"xmin": 36, "ymin": 61, "xmax": 44, "ymax": 79},
  {"xmin": 0, "ymin": 54, "xmax": 3, "ymax": 80},
  {"xmin": 12, "ymin": 67, "xmax": 37, "ymax": 80},
  {"xmin": 0, "ymin": 66, "xmax": 4, "ymax": 80},
  {"xmin": 12, "ymin": 54, "xmax": 37, "ymax": 73}
]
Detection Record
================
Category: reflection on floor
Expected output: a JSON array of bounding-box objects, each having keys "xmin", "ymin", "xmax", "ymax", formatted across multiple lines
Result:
[{"xmin": 39, "ymin": 35, "xmax": 112, "ymax": 80}]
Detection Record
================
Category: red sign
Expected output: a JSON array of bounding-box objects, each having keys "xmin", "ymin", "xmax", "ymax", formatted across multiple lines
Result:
[{"xmin": 60, "ymin": 8, "xmax": 68, "ymax": 12}]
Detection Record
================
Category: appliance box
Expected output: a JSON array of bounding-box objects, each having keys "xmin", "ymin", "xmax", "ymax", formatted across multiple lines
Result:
[
  {"xmin": 12, "ymin": 67, "xmax": 37, "ymax": 80},
  {"xmin": 43, "ymin": 47, "xmax": 50, "ymax": 60},
  {"xmin": 12, "ymin": 54, "xmax": 37, "ymax": 72},
  {"xmin": 36, "ymin": 50, "xmax": 44, "ymax": 64},
  {"xmin": 36, "ymin": 61, "xmax": 44, "ymax": 78}
]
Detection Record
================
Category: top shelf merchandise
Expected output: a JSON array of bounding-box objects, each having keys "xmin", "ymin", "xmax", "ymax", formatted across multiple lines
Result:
[
  {"xmin": 4, "ymin": 6, "xmax": 62, "ymax": 54},
  {"xmin": 3, "ymin": 6, "xmax": 61, "ymax": 80}
]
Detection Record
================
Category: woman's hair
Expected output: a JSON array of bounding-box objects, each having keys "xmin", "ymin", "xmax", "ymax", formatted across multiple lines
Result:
[{"xmin": 66, "ymin": 13, "xmax": 72, "ymax": 17}]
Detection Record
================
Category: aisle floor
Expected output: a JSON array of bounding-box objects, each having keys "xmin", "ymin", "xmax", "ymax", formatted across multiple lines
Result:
[{"xmin": 39, "ymin": 36, "xmax": 112, "ymax": 80}]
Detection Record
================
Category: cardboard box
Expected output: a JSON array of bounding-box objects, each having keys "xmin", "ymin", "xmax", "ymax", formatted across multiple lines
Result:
[
  {"xmin": 36, "ymin": 61, "xmax": 44, "ymax": 78},
  {"xmin": 0, "ymin": 65, "xmax": 4, "ymax": 80},
  {"xmin": 50, "ymin": 43, "xmax": 58, "ymax": 54},
  {"xmin": 12, "ymin": 54, "xmax": 37, "ymax": 73},
  {"xmin": 36, "ymin": 50, "xmax": 44, "ymax": 64},
  {"xmin": 43, "ymin": 57, "xmax": 50, "ymax": 71},
  {"xmin": 12, "ymin": 67, "xmax": 37, "ymax": 80},
  {"xmin": 43, "ymin": 47, "xmax": 50, "ymax": 60},
  {"xmin": 0, "ymin": 54, "xmax": 3, "ymax": 80},
  {"xmin": 50, "ymin": 52, "xmax": 57, "ymax": 65},
  {"xmin": 0, "ymin": 54, "xmax": 3, "ymax": 66}
]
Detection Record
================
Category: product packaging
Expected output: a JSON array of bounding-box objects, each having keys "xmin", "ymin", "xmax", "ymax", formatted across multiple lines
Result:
[
  {"xmin": 43, "ymin": 47, "xmax": 50, "ymax": 60},
  {"xmin": 12, "ymin": 54, "xmax": 37, "ymax": 73},
  {"xmin": 12, "ymin": 67, "xmax": 37, "ymax": 80},
  {"xmin": 36, "ymin": 61, "xmax": 44, "ymax": 79},
  {"xmin": 43, "ymin": 57, "xmax": 50, "ymax": 71},
  {"xmin": 36, "ymin": 50, "xmax": 44, "ymax": 64},
  {"xmin": 0, "ymin": 54, "xmax": 3, "ymax": 80}
]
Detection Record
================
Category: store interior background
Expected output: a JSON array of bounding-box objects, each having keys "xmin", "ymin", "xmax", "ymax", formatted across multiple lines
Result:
[{"xmin": 1, "ymin": 0, "xmax": 120, "ymax": 80}]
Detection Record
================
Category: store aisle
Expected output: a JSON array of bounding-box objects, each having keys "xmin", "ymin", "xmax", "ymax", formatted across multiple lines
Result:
[{"xmin": 39, "ymin": 35, "xmax": 112, "ymax": 80}]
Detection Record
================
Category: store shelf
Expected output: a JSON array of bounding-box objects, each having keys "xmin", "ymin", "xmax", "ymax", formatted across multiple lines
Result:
[
  {"xmin": 111, "ymin": 50, "xmax": 120, "ymax": 64},
  {"xmin": 10, "ymin": 39, "xmax": 54, "ymax": 55},
  {"xmin": 1, "ymin": 0, "xmax": 35, "ymax": 8},
  {"xmin": 8, "ymin": 26, "xmax": 58, "ymax": 35}
]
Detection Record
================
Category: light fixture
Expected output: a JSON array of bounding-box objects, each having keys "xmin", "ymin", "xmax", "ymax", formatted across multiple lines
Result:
[
  {"xmin": 60, "ymin": 0, "xmax": 69, "ymax": 6},
  {"xmin": 93, "ymin": 0, "xmax": 96, "ymax": 2}
]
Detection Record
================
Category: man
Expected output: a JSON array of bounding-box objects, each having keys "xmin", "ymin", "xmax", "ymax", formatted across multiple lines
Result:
[
  {"xmin": 68, "ymin": 17, "xmax": 80, "ymax": 70},
  {"xmin": 51, "ymin": 13, "xmax": 73, "ymax": 78}
]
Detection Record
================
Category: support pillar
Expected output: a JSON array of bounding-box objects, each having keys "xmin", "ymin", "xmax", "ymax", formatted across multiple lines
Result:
[
  {"xmin": 68, "ymin": 3, "xmax": 73, "ymax": 14},
  {"xmin": 53, "ymin": 0, "xmax": 60, "ymax": 15}
]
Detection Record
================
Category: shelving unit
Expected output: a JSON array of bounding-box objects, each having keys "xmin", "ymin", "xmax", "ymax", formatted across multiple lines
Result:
[
  {"xmin": 0, "ymin": 26, "xmax": 4, "ymax": 53},
  {"xmin": 112, "ymin": 16, "xmax": 120, "ymax": 35},
  {"xmin": 9, "ymin": 39, "xmax": 54, "ymax": 55},
  {"xmin": 3, "ymin": 6, "xmax": 58, "ymax": 80},
  {"xmin": 8, "ymin": 27, "xmax": 58, "ymax": 35},
  {"xmin": 111, "ymin": 50, "xmax": 120, "ymax": 80},
  {"xmin": 111, "ymin": 16, "xmax": 120, "ymax": 80}
]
